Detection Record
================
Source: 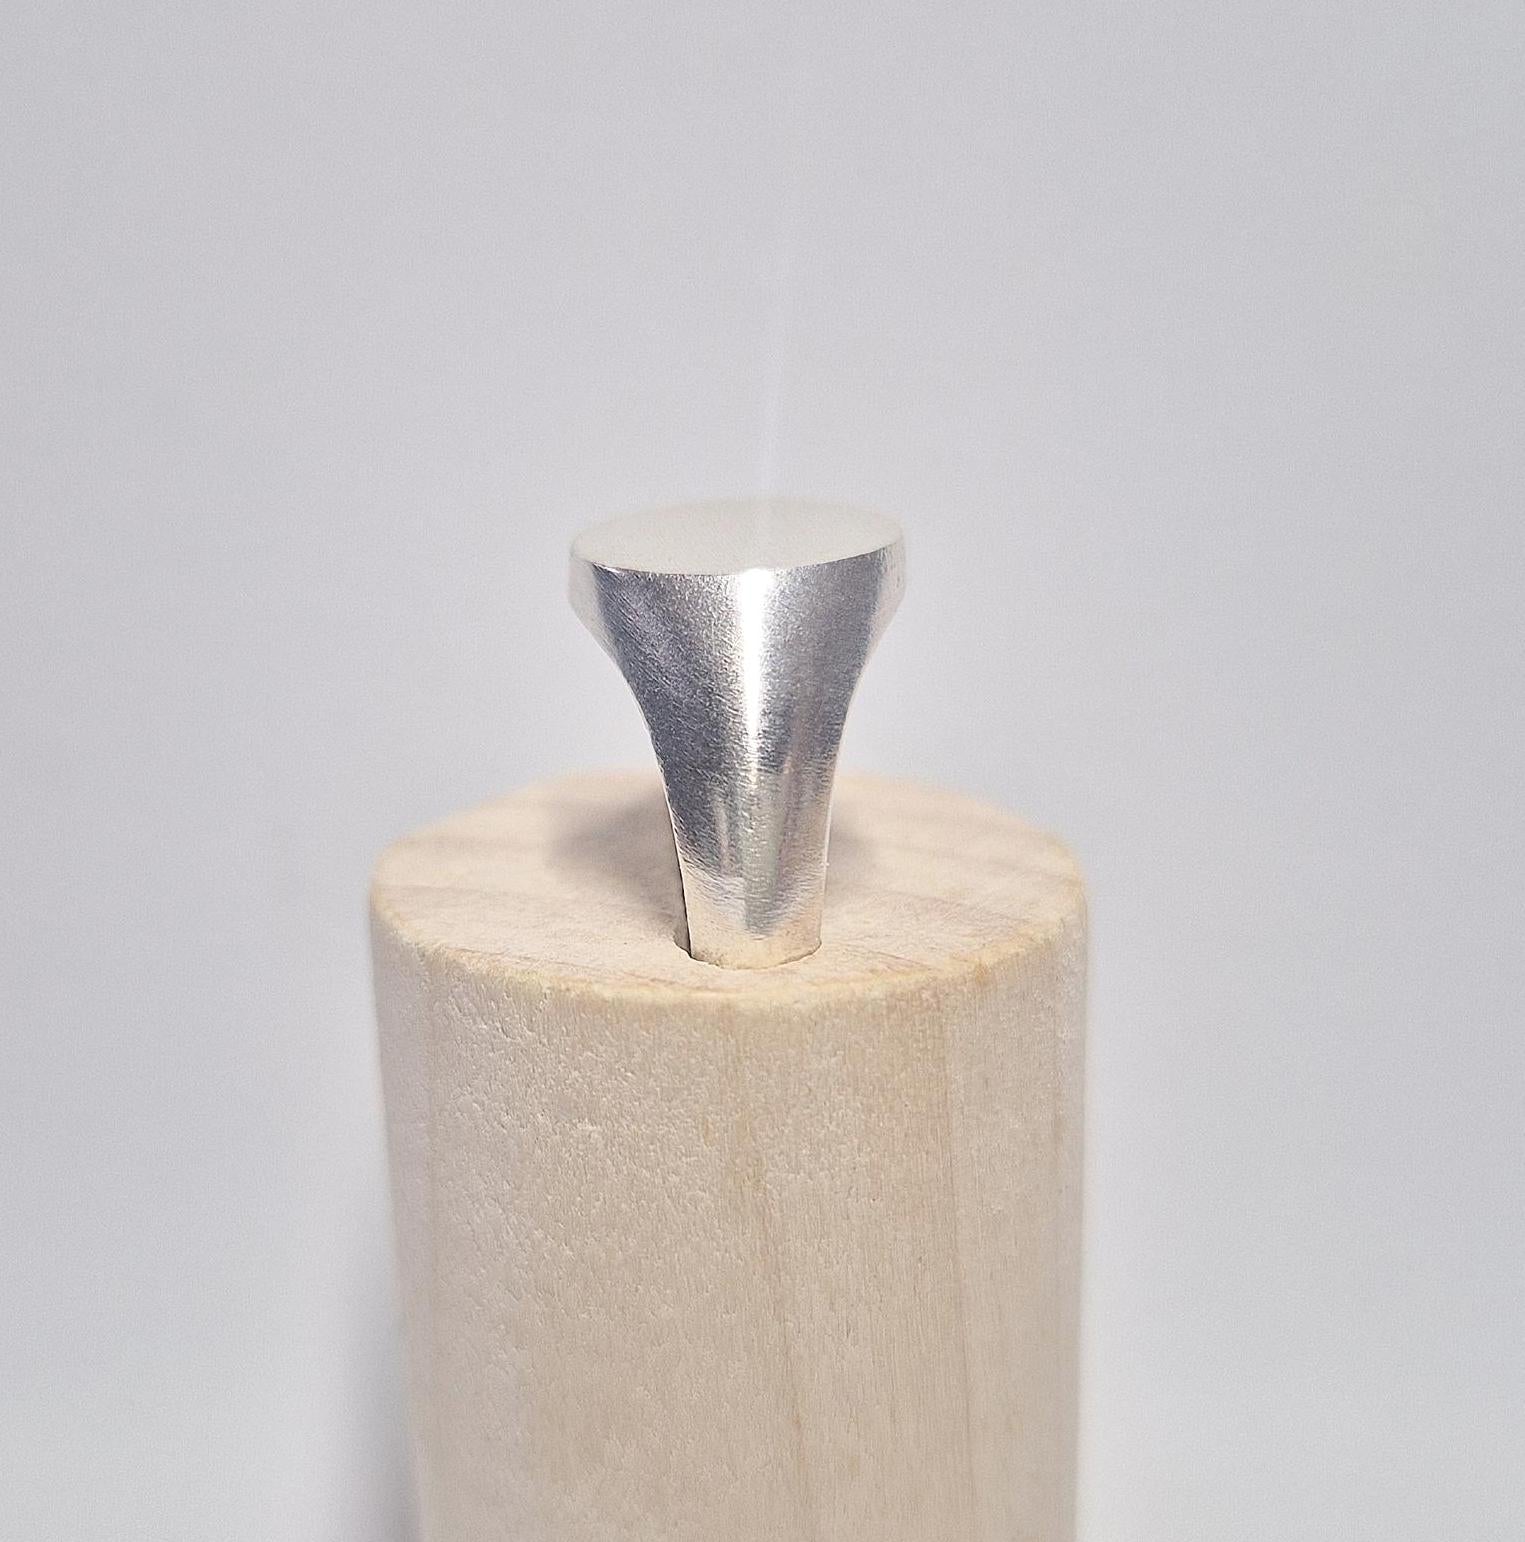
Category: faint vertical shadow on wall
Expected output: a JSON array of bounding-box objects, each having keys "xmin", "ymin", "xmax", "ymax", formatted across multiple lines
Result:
[{"xmin": 335, "ymin": 1163, "xmax": 419, "ymax": 1542}]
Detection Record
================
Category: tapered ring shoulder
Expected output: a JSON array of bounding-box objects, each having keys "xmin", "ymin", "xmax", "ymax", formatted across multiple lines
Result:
[{"xmin": 568, "ymin": 500, "xmax": 907, "ymax": 970}]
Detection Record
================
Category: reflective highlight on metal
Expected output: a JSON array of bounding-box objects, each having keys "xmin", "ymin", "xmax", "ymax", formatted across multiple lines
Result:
[{"xmin": 569, "ymin": 500, "xmax": 905, "ymax": 968}]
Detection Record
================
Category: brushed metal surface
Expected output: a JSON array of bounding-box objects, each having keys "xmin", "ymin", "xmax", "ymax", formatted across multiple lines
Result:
[{"xmin": 570, "ymin": 500, "xmax": 905, "ymax": 967}]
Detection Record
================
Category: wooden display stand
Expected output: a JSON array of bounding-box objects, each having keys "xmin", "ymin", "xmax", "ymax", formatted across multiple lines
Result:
[{"xmin": 371, "ymin": 770, "xmax": 1086, "ymax": 1542}]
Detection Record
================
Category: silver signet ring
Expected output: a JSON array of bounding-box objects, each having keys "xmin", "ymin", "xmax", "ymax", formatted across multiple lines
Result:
[{"xmin": 569, "ymin": 500, "xmax": 905, "ymax": 968}]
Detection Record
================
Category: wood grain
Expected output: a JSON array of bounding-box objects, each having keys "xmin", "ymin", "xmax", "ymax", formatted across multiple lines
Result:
[{"xmin": 372, "ymin": 771, "xmax": 1086, "ymax": 1542}]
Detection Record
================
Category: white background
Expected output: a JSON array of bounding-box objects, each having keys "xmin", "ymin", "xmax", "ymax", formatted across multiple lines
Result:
[{"xmin": 3, "ymin": 2, "xmax": 1522, "ymax": 1537}]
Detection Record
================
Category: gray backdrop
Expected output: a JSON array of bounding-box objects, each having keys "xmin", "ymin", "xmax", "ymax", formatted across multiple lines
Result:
[{"xmin": 3, "ymin": 1, "xmax": 1521, "ymax": 1538}]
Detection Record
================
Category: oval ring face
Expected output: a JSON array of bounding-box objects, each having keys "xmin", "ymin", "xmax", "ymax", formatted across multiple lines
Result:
[
  {"xmin": 573, "ymin": 499, "xmax": 902, "ymax": 577},
  {"xmin": 570, "ymin": 500, "xmax": 906, "ymax": 969}
]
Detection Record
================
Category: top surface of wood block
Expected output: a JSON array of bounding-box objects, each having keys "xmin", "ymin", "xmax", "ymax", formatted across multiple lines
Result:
[{"xmin": 371, "ymin": 772, "xmax": 1083, "ymax": 1001}]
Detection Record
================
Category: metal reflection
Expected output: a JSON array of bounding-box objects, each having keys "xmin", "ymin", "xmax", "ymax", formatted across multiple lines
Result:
[{"xmin": 570, "ymin": 500, "xmax": 905, "ymax": 968}]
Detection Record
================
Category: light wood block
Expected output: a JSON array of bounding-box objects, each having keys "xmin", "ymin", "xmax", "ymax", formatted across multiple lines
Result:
[{"xmin": 371, "ymin": 771, "xmax": 1086, "ymax": 1542}]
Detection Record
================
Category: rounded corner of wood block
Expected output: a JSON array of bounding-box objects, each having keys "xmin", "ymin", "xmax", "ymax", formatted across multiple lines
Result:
[{"xmin": 368, "ymin": 770, "xmax": 1086, "ymax": 1006}]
